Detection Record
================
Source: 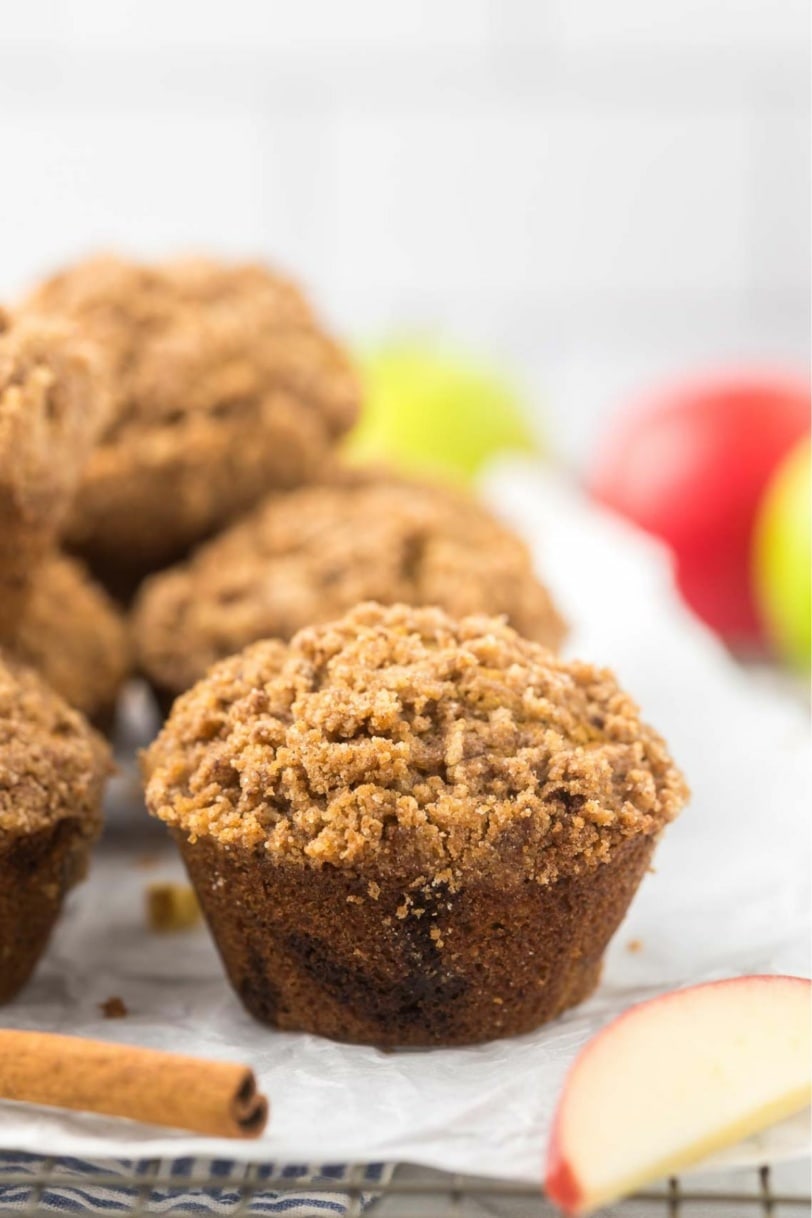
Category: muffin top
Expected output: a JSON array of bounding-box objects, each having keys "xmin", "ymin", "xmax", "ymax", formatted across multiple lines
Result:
[
  {"xmin": 144, "ymin": 603, "xmax": 687, "ymax": 888},
  {"xmin": 0, "ymin": 651, "xmax": 112, "ymax": 838},
  {"xmin": 133, "ymin": 471, "xmax": 567, "ymax": 698},
  {"xmin": 23, "ymin": 254, "xmax": 361, "ymax": 567},
  {"xmin": 24, "ymin": 254, "xmax": 358, "ymax": 443}
]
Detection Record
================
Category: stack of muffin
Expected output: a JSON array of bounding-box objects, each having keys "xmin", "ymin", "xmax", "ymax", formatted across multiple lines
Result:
[{"xmin": 0, "ymin": 255, "xmax": 687, "ymax": 1043}]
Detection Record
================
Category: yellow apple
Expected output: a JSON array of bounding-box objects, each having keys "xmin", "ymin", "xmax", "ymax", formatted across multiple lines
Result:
[
  {"xmin": 545, "ymin": 975, "xmax": 812, "ymax": 1215},
  {"xmin": 753, "ymin": 439, "xmax": 811, "ymax": 670},
  {"xmin": 345, "ymin": 342, "xmax": 540, "ymax": 483}
]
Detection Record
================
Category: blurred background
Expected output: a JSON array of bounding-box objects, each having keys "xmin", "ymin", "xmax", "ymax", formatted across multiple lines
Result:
[
  {"xmin": 0, "ymin": 0, "xmax": 809, "ymax": 665},
  {"xmin": 0, "ymin": 0, "xmax": 808, "ymax": 464}
]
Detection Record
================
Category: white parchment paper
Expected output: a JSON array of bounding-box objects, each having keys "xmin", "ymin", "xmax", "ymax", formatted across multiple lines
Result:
[{"xmin": 0, "ymin": 465, "xmax": 809, "ymax": 1181}]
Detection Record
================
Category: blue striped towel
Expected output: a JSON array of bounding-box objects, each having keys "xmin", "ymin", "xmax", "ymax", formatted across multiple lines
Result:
[{"xmin": 0, "ymin": 1154, "xmax": 388, "ymax": 1214}]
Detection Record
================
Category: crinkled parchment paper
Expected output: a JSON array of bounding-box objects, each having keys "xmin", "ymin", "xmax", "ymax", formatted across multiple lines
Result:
[{"xmin": 1, "ymin": 464, "xmax": 808, "ymax": 1181}]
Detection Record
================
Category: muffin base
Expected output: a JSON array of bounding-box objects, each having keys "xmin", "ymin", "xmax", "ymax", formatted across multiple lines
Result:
[
  {"xmin": 0, "ymin": 820, "xmax": 91, "ymax": 1004},
  {"xmin": 176, "ymin": 832, "xmax": 655, "ymax": 1047}
]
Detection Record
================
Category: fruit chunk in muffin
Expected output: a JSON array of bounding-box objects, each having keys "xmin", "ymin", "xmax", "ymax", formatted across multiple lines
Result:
[{"xmin": 144, "ymin": 603, "xmax": 687, "ymax": 1046}]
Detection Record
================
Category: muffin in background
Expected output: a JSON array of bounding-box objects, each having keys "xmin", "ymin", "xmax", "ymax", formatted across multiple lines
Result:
[
  {"xmin": 12, "ymin": 554, "xmax": 131, "ymax": 729},
  {"xmin": 0, "ymin": 310, "xmax": 111, "ymax": 635},
  {"xmin": 0, "ymin": 653, "xmax": 110, "ymax": 1003},
  {"xmin": 132, "ymin": 469, "xmax": 567, "ymax": 707},
  {"xmin": 23, "ymin": 254, "xmax": 360, "ymax": 593},
  {"xmin": 144, "ymin": 602, "xmax": 687, "ymax": 1047}
]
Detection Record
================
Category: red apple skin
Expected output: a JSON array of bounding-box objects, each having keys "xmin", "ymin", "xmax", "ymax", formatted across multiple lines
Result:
[
  {"xmin": 544, "ymin": 975, "xmax": 811, "ymax": 1216},
  {"xmin": 545, "ymin": 1152, "xmax": 582, "ymax": 1216},
  {"xmin": 587, "ymin": 379, "xmax": 810, "ymax": 645}
]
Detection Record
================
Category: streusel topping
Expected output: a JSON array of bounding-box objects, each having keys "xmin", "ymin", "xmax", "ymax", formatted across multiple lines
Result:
[
  {"xmin": 0, "ymin": 652, "xmax": 111, "ymax": 836},
  {"xmin": 25, "ymin": 255, "xmax": 358, "ymax": 440},
  {"xmin": 145, "ymin": 603, "xmax": 687, "ymax": 887},
  {"xmin": 133, "ymin": 473, "xmax": 567, "ymax": 696}
]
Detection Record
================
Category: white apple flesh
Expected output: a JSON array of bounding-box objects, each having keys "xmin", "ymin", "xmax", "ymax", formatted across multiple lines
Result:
[{"xmin": 545, "ymin": 975, "xmax": 812, "ymax": 1215}]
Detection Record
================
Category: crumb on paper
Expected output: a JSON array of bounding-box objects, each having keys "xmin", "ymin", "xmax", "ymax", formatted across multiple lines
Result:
[
  {"xmin": 146, "ymin": 881, "xmax": 201, "ymax": 932},
  {"xmin": 627, "ymin": 938, "xmax": 644, "ymax": 954},
  {"xmin": 100, "ymin": 996, "xmax": 128, "ymax": 1018},
  {"xmin": 136, "ymin": 852, "xmax": 161, "ymax": 869}
]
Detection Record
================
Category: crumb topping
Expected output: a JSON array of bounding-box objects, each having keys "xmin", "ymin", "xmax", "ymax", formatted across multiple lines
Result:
[
  {"xmin": 144, "ymin": 603, "xmax": 687, "ymax": 886},
  {"xmin": 25, "ymin": 254, "xmax": 358, "ymax": 445},
  {"xmin": 22, "ymin": 255, "xmax": 360, "ymax": 562},
  {"xmin": 133, "ymin": 473, "xmax": 567, "ymax": 696},
  {"xmin": 0, "ymin": 651, "xmax": 111, "ymax": 837}
]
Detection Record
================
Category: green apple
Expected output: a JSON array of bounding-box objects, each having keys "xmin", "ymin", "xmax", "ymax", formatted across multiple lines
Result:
[
  {"xmin": 345, "ymin": 342, "xmax": 540, "ymax": 483},
  {"xmin": 753, "ymin": 439, "xmax": 811, "ymax": 670}
]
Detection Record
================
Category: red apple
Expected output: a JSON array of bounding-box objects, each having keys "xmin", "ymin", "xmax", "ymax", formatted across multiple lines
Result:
[
  {"xmin": 587, "ymin": 378, "xmax": 810, "ymax": 644},
  {"xmin": 545, "ymin": 975, "xmax": 812, "ymax": 1216}
]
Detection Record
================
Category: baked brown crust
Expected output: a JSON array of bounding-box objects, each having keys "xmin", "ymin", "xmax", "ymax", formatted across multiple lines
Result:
[
  {"xmin": 0, "ymin": 821, "xmax": 94, "ymax": 1004},
  {"xmin": 0, "ymin": 311, "xmax": 110, "ymax": 637},
  {"xmin": 11, "ymin": 554, "xmax": 131, "ymax": 727},
  {"xmin": 145, "ymin": 603, "xmax": 687, "ymax": 1045},
  {"xmin": 177, "ymin": 831, "xmax": 655, "ymax": 1046},
  {"xmin": 132, "ymin": 472, "xmax": 567, "ymax": 700},
  {"xmin": 0, "ymin": 652, "xmax": 111, "ymax": 1003},
  {"xmin": 24, "ymin": 255, "xmax": 360, "ymax": 574}
]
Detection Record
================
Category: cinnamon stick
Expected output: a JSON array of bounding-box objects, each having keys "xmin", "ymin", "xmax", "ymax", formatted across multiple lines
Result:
[{"xmin": 0, "ymin": 1030, "xmax": 268, "ymax": 1138}]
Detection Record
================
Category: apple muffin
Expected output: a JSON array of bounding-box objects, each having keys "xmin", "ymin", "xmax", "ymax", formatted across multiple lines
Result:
[
  {"xmin": 144, "ymin": 602, "xmax": 688, "ymax": 1047},
  {"xmin": 22, "ymin": 254, "xmax": 360, "ymax": 592},
  {"xmin": 132, "ymin": 471, "xmax": 567, "ymax": 707},
  {"xmin": 0, "ymin": 652, "xmax": 111, "ymax": 1003},
  {"xmin": 12, "ymin": 554, "xmax": 131, "ymax": 728},
  {"xmin": 0, "ymin": 310, "xmax": 110, "ymax": 636}
]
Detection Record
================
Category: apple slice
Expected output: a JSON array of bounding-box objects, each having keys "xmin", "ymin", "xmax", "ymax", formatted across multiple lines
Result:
[{"xmin": 545, "ymin": 975, "xmax": 812, "ymax": 1215}]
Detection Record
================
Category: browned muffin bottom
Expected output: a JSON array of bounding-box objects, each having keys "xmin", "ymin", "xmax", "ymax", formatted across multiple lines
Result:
[
  {"xmin": 144, "ymin": 603, "xmax": 687, "ymax": 1046},
  {"xmin": 0, "ymin": 310, "xmax": 111, "ymax": 637},
  {"xmin": 132, "ymin": 471, "xmax": 567, "ymax": 704},
  {"xmin": 23, "ymin": 255, "xmax": 360, "ymax": 580},
  {"xmin": 0, "ymin": 653, "xmax": 111, "ymax": 1003},
  {"xmin": 11, "ymin": 554, "xmax": 131, "ymax": 728}
]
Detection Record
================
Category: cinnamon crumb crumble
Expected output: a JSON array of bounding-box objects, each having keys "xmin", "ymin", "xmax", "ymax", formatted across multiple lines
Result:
[{"xmin": 144, "ymin": 602, "xmax": 687, "ymax": 890}]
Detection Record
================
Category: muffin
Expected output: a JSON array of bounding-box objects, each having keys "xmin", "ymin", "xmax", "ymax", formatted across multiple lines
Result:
[
  {"xmin": 23, "ymin": 254, "xmax": 360, "ymax": 591},
  {"xmin": 132, "ymin": 471, "xmax": 567, "ymax": 707},
  {"xmin": 144, "ymin": 603, "xmax": 687, "ymax": 1047},
  {"xmin": 12, "ymin": 554, "xmax": 131, "ymax": 728},
  {"xmin": 0, "ymin": 310, "xmax": 110, "ymax": 636},
  {"xmin": 0, "ymin": 652, "xmax": 110, "ymax": 1003}
]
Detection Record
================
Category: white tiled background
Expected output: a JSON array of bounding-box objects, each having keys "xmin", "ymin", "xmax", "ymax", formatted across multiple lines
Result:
[{"xmin": 0, "ymin": 0, "xmax": 808, "ymax": 465}]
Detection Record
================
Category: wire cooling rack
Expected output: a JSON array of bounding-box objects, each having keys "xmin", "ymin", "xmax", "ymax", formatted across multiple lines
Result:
[{"xmin": 0, "ymin": 1160, "xmax": 809, "ymax": 1216}]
